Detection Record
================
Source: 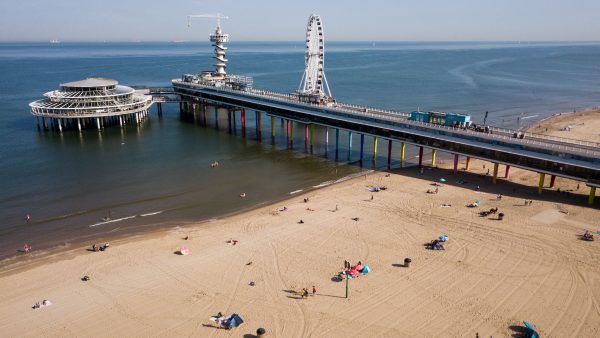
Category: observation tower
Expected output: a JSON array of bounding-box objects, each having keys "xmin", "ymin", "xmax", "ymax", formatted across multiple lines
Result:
[{"xmin": 29, "ymin": 78, "xmax": 153, "ymax": 132}]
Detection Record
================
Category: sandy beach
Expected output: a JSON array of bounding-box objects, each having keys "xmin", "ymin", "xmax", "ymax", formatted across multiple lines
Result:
[{"xmin": 1, "ymin": 112, "xmax": 599, "ymax": 337}]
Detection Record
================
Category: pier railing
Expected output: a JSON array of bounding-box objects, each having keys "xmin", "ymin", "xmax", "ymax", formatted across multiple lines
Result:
[{"xmin": 174, "ymin": 80, "xmax": 600, "ymax": 157}]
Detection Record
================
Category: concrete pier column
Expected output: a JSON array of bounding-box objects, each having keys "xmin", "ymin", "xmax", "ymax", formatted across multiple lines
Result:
[
  {"xmin": 179, "ymin": 102, "xmax": 183, "ymax": 113},
  {"xmin": 348, "ymin": 132, "xmax": 353, "ymax": 160},
  {"xmin": 492, "ymin": 163, "xmax": 499, "ymax": 184},
  {"xmin": 325, "ymin": 127, "xmax": 329, "ymax": 149},
  {"xmin": 241, "ymin": 108, "xmax": 246, "ymax": 136},
  {"xmin": 465, "ymin": 156, "xmax": 471, "ymax": 170},
  {"xmin": 228, "ymin": 111, "xmax": 232, "ymax": 132},
  {"xmin": 309, "ymin": 124, "xmax": 314, "ymax": 151},
  {"xmin": 453, "ymin": 154, "xmax": 459, "ymax": 174},
  {"xmin": 119, "ymin": 116, "xmax": 123, "ymax": 127},
  {"xmin": 232, "ymin": 110, "xmax": 236, "ymax": 132},
  {"xmin": 77, "ymin": 119, "xmax": 82, "ymax": 132},
  {"xmin": 418, "ymin": 146, "xmax": 424, "ymax": 168},
  {"xmin": 387, "ymin": 140, "xmax": 393, "ymax": 169},
  {"xmin": 57, "ymin": 119, "xmax": 63, "ymax": 133},
  {"xmin": 42, "ymin": 117, "xmax": 47, "ymax": 130},
  {"xmin": 589, "ymin": 187, "xmax": 597, "ymax": 205},
  {"xmin": 286, "ymin": 120, "xmax": 290, "ymax": 139},
  {"xmin": 305, "ymin": 124, "xmax": 309, "ymax": 146},
  {"xmin": 373, "ymin": 137, "xmax": 378, "ymax": 161},
  {"xmin": 431, "ymin": 149, "xmax": 437, "ymax": 167},
  {"xmin": 335, "ymin": 128, "xmax": 340, "ymax": 160},
  {"xmin": 257, "ymin": 111, "xmax": 262, "ymax": 138},
  {"xmin": 360, "ymin": 134, "xmax": 365, "ymax": 163},
  {"xmin": 96, "ymin": 118, "xmax": 101, "ymax": 130},
  {"xmin": 538, "ymin": 173, "xmax": 545, "ymax": 195},
  {"xmin": 289, "ymin": 121, "xmax": 294, "ymax": 147},
  {"xmin": 400, "ymin": 143, "xmax": 406, "ymax": 168},
  {"xmin": 135, "ymin": 113, "xmax": 139, "ymax": 124},
  {"xmin": 550, "ymin": 175, "xmax": 556, "ymax": 188},
  {"xmin": 504, "ymin": 165, "xmax": 511, "ymax": 179},
  {"xmin": 271, "ymin": 116, "xmax": 276, "ymax": 138}
]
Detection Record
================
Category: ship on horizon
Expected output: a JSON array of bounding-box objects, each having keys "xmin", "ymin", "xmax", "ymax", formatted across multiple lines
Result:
[{"xmin": 49, "ymin": 39, "xmax": 60, "ymax": 44}]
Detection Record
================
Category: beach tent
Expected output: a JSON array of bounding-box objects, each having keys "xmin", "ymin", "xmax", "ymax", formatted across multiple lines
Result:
[
  {"xmin": 224, "ymin": 314, "xmax": 244, "ymax": 329},
  {"xmin": 362, "ymin": 265, "xmax": 371, "ymax": 274}
]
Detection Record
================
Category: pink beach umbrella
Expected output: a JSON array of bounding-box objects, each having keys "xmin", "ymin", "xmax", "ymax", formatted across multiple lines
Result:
[{"xmin": 179, "ymin": 247, "xmax": 190, "ymax": 255}]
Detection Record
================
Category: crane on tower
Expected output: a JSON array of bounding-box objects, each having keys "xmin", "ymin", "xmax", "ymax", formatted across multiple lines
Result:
[
  {"xmin": 186, "ymin": 13, "xmax": 230, "ymax": 76},
  {"xmin": 186, "ymin": 13, "xmax": 229, "ymax": 29}
]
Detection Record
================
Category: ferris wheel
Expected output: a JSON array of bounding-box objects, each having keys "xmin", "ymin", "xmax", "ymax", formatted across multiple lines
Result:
[{"xmin": 298, "ymin": 14, "xmax": 332, "ymax": 97}]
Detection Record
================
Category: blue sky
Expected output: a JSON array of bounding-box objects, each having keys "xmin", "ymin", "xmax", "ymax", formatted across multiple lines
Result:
[{"xmin": 0, "ymin": 0, "xmax": 598, "ymax": 42}]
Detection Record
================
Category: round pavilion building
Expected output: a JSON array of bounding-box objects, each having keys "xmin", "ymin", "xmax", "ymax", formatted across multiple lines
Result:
[{"xmin": 29, "ymin": 78, "xmax": 153, "ymax": 132}]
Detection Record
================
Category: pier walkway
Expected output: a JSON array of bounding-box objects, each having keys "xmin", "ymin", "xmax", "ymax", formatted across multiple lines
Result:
[{"xmin": 173, "ymin": 79, "xmax": 600, "ymax": 204}]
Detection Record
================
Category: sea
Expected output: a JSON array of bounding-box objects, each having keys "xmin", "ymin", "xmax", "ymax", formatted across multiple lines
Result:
[{"xmin": 1, "ymin": 41, "xmax": 600, "ymax": 263}]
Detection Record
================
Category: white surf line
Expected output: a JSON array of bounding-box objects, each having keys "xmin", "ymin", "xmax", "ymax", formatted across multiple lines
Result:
[
  {"xmin": 521, "ymin": 115, "xmax": 539, "ymax": 120},
  {"xmin": 89, "ymin": 215, "xmax": 136, "ymax": 227},
  {"xmin": 290, "ymin": 189, "xmax": 303, "ymax": 195},
  {"xmin": 313, "ymin": 180, "xmax": 334, "ymax": 188},
  {"xmin": 140, "ymin": 211, "xmax": 163, "ymax": 217}
]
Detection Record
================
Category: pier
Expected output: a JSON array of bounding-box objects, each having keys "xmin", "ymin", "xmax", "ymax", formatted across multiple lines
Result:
[{"xmin": 172, "ymin": 14, "xmax": 600, "ymax": 204}]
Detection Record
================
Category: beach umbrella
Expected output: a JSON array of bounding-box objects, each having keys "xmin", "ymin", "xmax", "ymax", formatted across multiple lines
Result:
[{"xmin": 179, "ymin": 247, "xmax": 190, "ymax": 255}]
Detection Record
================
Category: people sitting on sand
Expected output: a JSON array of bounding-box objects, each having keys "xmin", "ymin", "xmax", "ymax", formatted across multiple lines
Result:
[
  {"xmin": 239, "ymin": 193, "xmax": 246, "ymax": 198},
  {"xmin": 426, "ymin": 239, "xmax": 445, "ymax": 250},
  {"xmin": 298, "ymin": 220, "xmax": 304, "ymax": 224},
  {"xmin": 227, "ymin": 239, "xmax": 239, "ymax": 246},
  {"xmin": 280, "ymin": 206, "xmax": 288, "ymax": 212},
  {"xmin": 497, "ymin": 194, "xmax": 502, "ymax": 200},
  {"xmin": 92, "ymin": 244, "xmax": 100, "ymax": 252},
  {"xmin": 303, "ymin": 198, "xmax": 309, "ymax": 203},
  {"xmin": 426, "ymin": 189, "xmax": 437, "ymax": 194},
  {"xmin": 23, "ymin": 243, "xmax": 30, "ymax": 253},
  {"xmin": 351, "ymin": 217, "xmax": 359, "ymax": 221},
  {"xmin": 440, "ymin": 204, "xmax": 452, "ymax": 208},
  {"xmin": 99, "ymin": 243, "xmax": 110, "ymax": 251},
  {"xmin": 210, "ymin": 161, "xmax": 219, "ymax": 168},
  {"xmin": 582, "ymin": 231, "xmax": 594, "ymax": 241}
]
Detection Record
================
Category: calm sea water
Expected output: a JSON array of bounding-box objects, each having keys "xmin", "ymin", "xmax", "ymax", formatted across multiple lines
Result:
[{"xmin": 1, "ymin": 41, "xmax": 600, "ymax": 262}]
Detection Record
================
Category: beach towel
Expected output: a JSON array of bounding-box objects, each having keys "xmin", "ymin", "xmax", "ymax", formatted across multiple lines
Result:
[{"xmin": 32, "ymin": 300, "xmax": 52, "ymax": 310}]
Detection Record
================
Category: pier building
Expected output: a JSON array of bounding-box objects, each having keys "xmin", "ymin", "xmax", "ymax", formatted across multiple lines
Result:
[{"xmin": 29, "ymin": 78, "xmax": 152, "ymax": 132}]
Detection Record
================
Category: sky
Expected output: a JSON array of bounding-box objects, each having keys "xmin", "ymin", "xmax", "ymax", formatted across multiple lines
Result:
[{"xmin": 0, "ymin": 0, "xmax": 599, "ymax": 42}]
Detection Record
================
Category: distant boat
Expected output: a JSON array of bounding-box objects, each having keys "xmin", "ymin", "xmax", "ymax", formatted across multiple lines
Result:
[{"xmin": 50, "ymin": 39, "xmax": 60, "ymax": 44}]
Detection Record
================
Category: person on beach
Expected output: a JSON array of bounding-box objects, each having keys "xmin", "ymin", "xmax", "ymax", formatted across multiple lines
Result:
[
  {"xmin": 335, "ymin": 204, "xmax": 338, "ymax": 211},
  {"xmin": 312, "ymin": 286, "xmax": 316, "ymax": 296},
  {"xmin": 476, "ymin": 186, "xmax": 480, "ymax": 192},
  {"xmin": 371, "ymin": 194, "xmax": 374, "ymax": 201},
  {"xmin": 23, "ymin": 243, "xmax": 30, "ymax": 253},
  {"xmin": 25, "ymin": 214, "xmax": 31, "ymax": 223}
]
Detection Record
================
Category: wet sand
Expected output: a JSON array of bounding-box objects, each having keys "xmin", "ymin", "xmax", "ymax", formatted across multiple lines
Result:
[{"xmin": 1, "ymin": 112, "xmax": 599, "ymax": 337}]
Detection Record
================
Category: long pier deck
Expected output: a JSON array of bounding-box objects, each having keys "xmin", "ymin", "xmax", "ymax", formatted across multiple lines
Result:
[{"xmin": 172, "ymin": 79, "xmax": 600, "ymax": 203}]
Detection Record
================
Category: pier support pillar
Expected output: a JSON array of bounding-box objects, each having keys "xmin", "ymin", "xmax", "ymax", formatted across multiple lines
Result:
[
  {"xmin": 492, "ymin": 163, "xmax": 499, "ymax": 184},
  {"xmin": 538, "ymin": 173, "xmax": 545, "ymax": 195},
  {"xmin": 431, "ymin": 149, "xmax": 437, "ymax": 167},
  {"xmin": 387, "ymin": 140, "xmax": 392, "ymax": 169},
  {"xmin": 119, "ymin": 116, "xmax": 123, "ymax": 127},
  {"xmin": 228, "ymin": 111, "xmax": 232, "ymax": 133},
  {"xmin": 335, "ymin": 128, "xmax": 340, "ymax": 161},
  {"xmin": 348, "ymin": 132, "xmax": 353, "ymax": 160},
  {"xmin": 465, "ymin": 156, "xmax": 471, "ymax": 170},
  {"xmin": 310, "ymin": 124, "xmax": 314, "ymax": 151},
  {"xmin": 42, "ymin": 118, "xmax": 47, "ymax": 130},
  {"xmin": 214, "ymin": 107, "xmax": 219, "ymax": 129},
  {"xmin": 77, "ymin": 119, "xmax": 82, "ymax": 132},
  {"xmin": 271, "ymin": 116, "xmax": 276, "ymax": 138},
  {"xmin": 325, "ymin": 127, "xmax": 329, "ymax": 151},
  {"xmin": 589, "ymin": 187, "xmax": 597, "ymax": 205},
  {"xmin": 289, "ymin": 121, "xmax": 294, "ymax": 147},
  {"xmin": 453, "ymin": 154, "xmax": 459, "ymax": 174},
  {"xmin": 96, "ymin": 118, "xmax": 101, "ymax": 130},
  {"xmin": 550, "ymin": 175, "xmax": 556, "ymax": 188},
  {"xmin": 305, "ymin": 124, "xmax": 309, "ymax": 146},
  {"xmin": 241, "ymin": 108, "xmax": 246, "ymax": 136},
  {"xmin": 400, "ymin": 143, "xmax": 406, "ymax": 168},
  {"xmin": 505, "ymin": 165, "xmax": 511, "ymax": 179},
  {"xmin": 57, "ymin": 119, "xmax": 63, "ymax": 133},
  {"xmin": 373, "ymin": 137, "xmax": 378, "ymax": 161},
  {"xmin": 360, "ymin": 134, "xmax": 365, "ymax": 163},
  {"xmin": 418, "ymin": 146, "xmax": 424, "ymax": 168},
  {"xmin": 257, "ymin": 111, "xmax": 262, "ymax": 138},
  {"xmin": 135, "ymin": 113, "xmax": 139, "ymax": 124}
]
